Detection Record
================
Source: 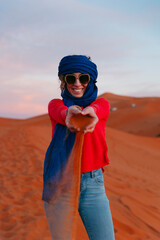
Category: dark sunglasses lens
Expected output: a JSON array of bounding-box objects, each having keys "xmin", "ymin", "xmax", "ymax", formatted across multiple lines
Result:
[
  {"xmin": 66, "ymin": 75, "xmax": 76, "ymax": 84},
  {"xmin": 79, "ymin": 74, "xmax": 90, "ymax": 84}
]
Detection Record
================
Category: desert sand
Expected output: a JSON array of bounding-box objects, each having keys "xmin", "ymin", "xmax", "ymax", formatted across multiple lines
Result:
[{"xmin": 0, "ymin": 93, "xmax": 160, "ymax": 240}]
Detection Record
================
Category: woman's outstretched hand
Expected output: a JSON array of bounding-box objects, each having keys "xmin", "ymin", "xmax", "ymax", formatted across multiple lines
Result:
[
  {"xmin": 65, "ymin": 106, "xmax": 98, "ymax": 133},
  {"xmin": 65, "ymin": 105, "xmax": 82, "ymax": 132},
  {"xmin": 81, "ymin": 107, "xmax": 98, "ymax": 133}
]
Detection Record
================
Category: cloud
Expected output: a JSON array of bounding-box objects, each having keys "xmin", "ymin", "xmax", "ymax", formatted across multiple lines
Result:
[{"xmin": 0, "ymin": 0, "xmax": 160, "ymax": 118}]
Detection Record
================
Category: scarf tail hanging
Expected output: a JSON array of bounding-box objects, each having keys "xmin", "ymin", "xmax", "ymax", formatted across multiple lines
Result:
[{"xmin": 42, "ymin": 124, "xmax": 75, "ymax": 202}]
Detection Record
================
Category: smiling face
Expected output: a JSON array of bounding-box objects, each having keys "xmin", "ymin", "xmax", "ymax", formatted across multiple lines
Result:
[{"xmin": 65, "ymin": 72, "xmax": 89, "ymax": 97}]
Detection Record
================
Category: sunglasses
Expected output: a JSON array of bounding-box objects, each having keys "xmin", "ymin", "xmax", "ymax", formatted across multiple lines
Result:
[{"xmin": 65, "ymin": 74, "xmax": 90, "ymax": 85}]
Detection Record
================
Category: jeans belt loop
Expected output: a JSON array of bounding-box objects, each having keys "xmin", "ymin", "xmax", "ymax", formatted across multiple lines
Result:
[{"xmin": 90, "ymin": 171, "xmax": 94, "ymax": 178}]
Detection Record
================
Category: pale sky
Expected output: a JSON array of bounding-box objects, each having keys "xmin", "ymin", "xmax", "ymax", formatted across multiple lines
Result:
[{"xmin": 0, "ymin": 0, "xmax": 160, "ymax": 118}]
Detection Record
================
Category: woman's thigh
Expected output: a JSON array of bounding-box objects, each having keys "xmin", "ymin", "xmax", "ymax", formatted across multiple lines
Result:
[{"xmin": 78, "ymin": 168, "xmax": 115, "ymax": 240}]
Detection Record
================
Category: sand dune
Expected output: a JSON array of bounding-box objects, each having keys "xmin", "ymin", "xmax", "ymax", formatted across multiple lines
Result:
[
  {"xmin": 0, "ymin": 93, "xmax": 160, "ymax": 240},
  {"xmin": 100, "ymin": 93, "xmax": 160, "ymax": 137}
]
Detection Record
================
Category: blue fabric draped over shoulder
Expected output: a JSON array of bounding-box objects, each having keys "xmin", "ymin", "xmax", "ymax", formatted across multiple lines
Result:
[{"xmin": 42, "ymin": 55, "xmax": 98, "ymax": 202}]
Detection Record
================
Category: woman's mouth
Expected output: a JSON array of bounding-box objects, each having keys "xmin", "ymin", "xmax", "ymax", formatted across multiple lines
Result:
[
  {"xmin": 72, "ymin": 88, "xmax": 83, "ymax": 93},
  {"xmin": 71, "ymin": 88, "xmax": 84, "ymax": 96}
]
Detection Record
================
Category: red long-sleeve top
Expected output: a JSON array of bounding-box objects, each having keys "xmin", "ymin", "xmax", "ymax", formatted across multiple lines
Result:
[{"xmin": 48, "ymin": 98, "xmax": 110, "ymax": 173}]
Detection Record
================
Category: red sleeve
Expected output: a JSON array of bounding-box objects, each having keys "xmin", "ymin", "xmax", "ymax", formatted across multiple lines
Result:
[
  {"xmin": 90, "ymin": 98, "xmax": 110, "ymax": 120},
  {"xmin": 48, "ymin": 99, "xmax": 67, "ymax": 125}
]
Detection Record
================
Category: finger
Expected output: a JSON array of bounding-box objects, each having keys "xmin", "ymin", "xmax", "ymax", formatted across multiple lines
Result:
[
  {"xmin": 81, "ymin": 108, "xmax": 92, "ymax": 115},
  {"xmin": 68, "ymin": 125, "xmax": 80, "ymax": 132},
  {"xmin": 68, "ymin": 106, "xmax": 82, "ymax": 115},
  {"xmin": 84, "ymin": 127, "xmax": 94, "ymax": 133},
  {"xmin": 68, "ymin": 109, "xmax": 81, "ymax": 118},
  {"xmin": 85, "ymin": 123, "xmax": 95, "ymax": 130},
  {"xmin": 73, "ymin": 108, "xmax": 82, "ymax": 114},
  {"xmin": 82, "ymin": 111, "xmax": 96, "ymax": 119},
  {"xmin": 67, "ymin": 123, "xmax": 79, "ymax": 131}
]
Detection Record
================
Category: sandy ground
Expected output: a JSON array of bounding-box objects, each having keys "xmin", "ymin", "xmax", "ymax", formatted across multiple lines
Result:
[{"xmin": 0, "ymin": 93, "xmax": 160, "ymax": 240}]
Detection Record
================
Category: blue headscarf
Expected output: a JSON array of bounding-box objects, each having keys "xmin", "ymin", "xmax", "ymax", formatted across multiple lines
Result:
[
  {"xmin": 58, "ymin": 55, "xmax": 98, "ymax": 83},
  {"xmin": 42, "ymin": 55, "xmax": 98, "ymax": 202}
]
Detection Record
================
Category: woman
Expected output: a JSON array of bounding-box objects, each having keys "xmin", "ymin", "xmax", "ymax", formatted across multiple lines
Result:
[{"xmin": 42, "ymin": 55, "xmax": 115, "ymax": 240}]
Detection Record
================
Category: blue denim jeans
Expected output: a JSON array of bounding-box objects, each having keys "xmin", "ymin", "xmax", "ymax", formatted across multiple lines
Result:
[{"xmin": 44, "ymin": 168, "xmax": 115, "ymax": 240}]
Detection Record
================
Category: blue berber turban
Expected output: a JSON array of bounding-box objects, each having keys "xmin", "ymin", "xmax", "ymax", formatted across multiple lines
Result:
[{"xmin": 58, "ymin": 55, "xmax": 98, "ymax": 83}]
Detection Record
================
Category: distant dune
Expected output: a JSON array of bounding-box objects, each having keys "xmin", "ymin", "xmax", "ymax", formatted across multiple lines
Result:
[
  {"xmin": 99, "ymin": 92, "xmax": 160, "ymax": 137},
  {"xmin": 0, "ymin": 93, "xmax": 160, "ymax": 240}
]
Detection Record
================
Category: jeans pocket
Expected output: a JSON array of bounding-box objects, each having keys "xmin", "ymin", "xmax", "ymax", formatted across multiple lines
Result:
[
  {"xmin": 80, "ymin": 176, "xmax": 87, "ymax": 192},
  {"xmin": 94, "ymin": 172, "xmax": 104, "ymax": 186}
]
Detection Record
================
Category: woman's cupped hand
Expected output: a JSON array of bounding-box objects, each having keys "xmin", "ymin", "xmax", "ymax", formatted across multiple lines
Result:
[{"xmin": 65, "ymin": 105, "xmax": 98, "ymax": 133}]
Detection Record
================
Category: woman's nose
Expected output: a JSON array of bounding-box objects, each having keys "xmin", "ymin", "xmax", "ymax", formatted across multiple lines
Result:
[{"xmin": 74, "ymin": 78, "xmax": 81, "ymax": 86}]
